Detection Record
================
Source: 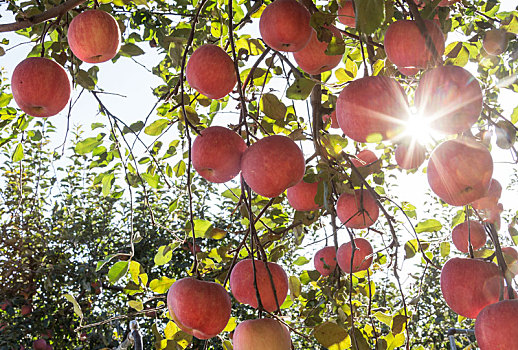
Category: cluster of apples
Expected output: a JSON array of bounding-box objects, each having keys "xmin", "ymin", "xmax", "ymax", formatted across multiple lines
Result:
[
  {"xmin": 166, "ymin": 259, "xmax": 291, "ymax": 348},
  {"xmin": 10, "ymin": 10, "xmax": 120, "ymax": 118}
]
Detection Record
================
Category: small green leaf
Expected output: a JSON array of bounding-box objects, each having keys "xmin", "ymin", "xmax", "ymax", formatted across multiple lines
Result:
[
  {"xmin": 12, "ymin": 143, "xmax": 23, "ymax": 162},
  {"xmin": 128, "ymin": 300, "xmax": 143, "ymax": 311},
  {"xmin": 75, "ymin": 137, "xmax": 102, "ymax": 155},
  {"xmin": 288, "ymin": 276, "xmax": 301, "ymax": 298},
  {"xmin": 120, "ymin": 43, "xmax": 145, "ymax": 57},
  {"xmin": 440, "ymin": 241, "xmax": 450, "ymax": 257},
  {"xmin": 96, "ymin": 254, "xmax": 117, "ymax": 271},
  {"xmin": 154, "ymin": 244, "xmax": 174, "ymax": 266},
  {"xmin": 123, "ymin": 121, "xmax": 145, "ymax": 134},
  {"xmin": 102, "ymin": 173, "xmax": 115, "ymax": 196},
  {"xmin": 260, "ymin": 93, "xmax": 287, "ymax": 120},
  {"xmin": 356, "ymin": 0, "xmax": 385, "ymax": 35},
  {"xmin": 313, "ymin": 322, "xmax": 350, "ymax": 349},
  {"xmin": 391, "ymin": 315, "xmax": 408, "ymax": 335},
  {"xmin": 293, "ymin": 256, "xmax": 310, "ymax": 266},
  {"xmin": 142, "ymin": 173, "xmax": 159, "ymax": 188},
  {"xmin": 108, "ymin": 261, "xmax": 129, "ymax": 283},
  {"xmin": 63, "ymin": 294, "xmax": 83, "ymax": 320},
  {"xmin": 173, "ymin": 160, "xmax": 186, "ymax": 177},
  {"xmin": 0, "ymin": 93, "xmax": 12, "ymax": 108},
  {"xmin": 415, "ymin": 219, "xmax": 442, "ymax": 233},
  {"xmin": 149, "ymin": 276, "xmax": 175, "ymax": 294},
  {"xmin": 144, "ymin": 119, "xmax": 169, "ymax": 136},
  {"xmin": 286, "ymin": 78, "xmax": 315, "ymax": 100}
]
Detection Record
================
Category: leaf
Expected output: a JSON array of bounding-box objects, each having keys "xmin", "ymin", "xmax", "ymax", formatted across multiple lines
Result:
[
  {"xmin": 0, "ymin": 93, "xmax": 12, "ymax": 108},
  {"xmin": 120, "ymin": 43, "xmax": 145, "ymax": 57},
  {"xmin": 75, "ymin": 137, "xmax": 102, "ymax": 155},
  {"xmin": 102, "ymin": 173, "xmax": 115, "ymax": 196},
  {"xmin": 288, "ymin": 276, "xmax": 301, "ymax": 298},
  {"xmin": 440, "ymin": 241, "xmax": 450, "ymax": 257},
  {"xmin": 164, "ymin": 321, "xmax": 179, "ymax": 339},
  {"xmin": 391, "ymin": 315, "xmax": 408, "ymax": 334},
  {"xmin": 173, "ymin": 160, "xmax": 186, "ymax": 177},
  {"xmin": 313, "ymin": 322, "xmax": 350, "ymax": 349},
  {"xmin": 415, "ymin": 219, "xmax": 442, "ymax": 233},
  {"xmin": 123, "ymin": 121, "xmax": 145, "ymax": 134},
  {"xmin": 293, "ymin": 256, "xmax": 310, "ymax": 266},
  {"xmin": 355, "ymin": 0, "xmax": 385, "ymax": 35},
  {"xmin": 154, "ymin": 245, "xmax": 174, "ymax": 266},
  {"xmin": 142, "ymin": 173, "xmax": 159, "ymax": 188},
  {"xmin": 108, "ymin": 261, "xmax": 129, "ymax": 283},
  {"xmin": 186, "ymin": 219, "xmax": 213, "ymax": 238},
  {"xmin": 145, "ymin": 119, "xmax": 169, "ymax": 136},
  {"xmin": 286, "ymin": 78, "xmax": 315, "ymax": 100},
  {"xmin": 260, "ymin": 93, "xmax": 287, "ymax": 120},
  {"xmin": 12, "ymin": 143, "xmax": 23, "ymax": 162},
  {"xmin": 223, "ymin": 317, "xmax": 237, "ymax": 332},
  {"xmin": 63, "ymin": 294, "xmax": 83, "ymax": 320},
  {"xmin": 128, "ymin": 300, "xmax": 143, "ymax": 311},
  {"xmin": 373, "ymin": 311, "xmax": 392, "ymax": 326},
  {"xmin": 149, "ymin": 276, "xmax": 175, "ymax": 294},
  {"xmin": 96, "ymin": 254, "xmax": 117, "ymax": 272},
  {"xmin": 404, "ymin": 239, "xmax": 429, "ymax": 259}
]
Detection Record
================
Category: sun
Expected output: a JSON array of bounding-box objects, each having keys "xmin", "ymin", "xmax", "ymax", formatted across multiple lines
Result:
[{"xmin": 400, "ymin": 108, "xmax": 438, "ymax": 144}]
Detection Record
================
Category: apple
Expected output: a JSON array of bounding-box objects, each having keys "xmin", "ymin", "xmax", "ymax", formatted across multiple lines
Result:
[
  {"xmin": 192, "ymin": 126, "xmax": 247, "ymax": 183},
  {"xmin": 186, "ymin": 44, "xmax": 237, "ymax": 99},
  {"xmin": 427, "ymin": 138, "xmax": 493, "ymax": 206},
  {"xmin": 11, "ymin": 57, "xmax": 71, "ymax": 118},
  {"xmin": 471, "ymin": 178, "xmax": 502, "ymax": 211},
  {"xmin": 440, "ymin": 257, "xmax": 503, "ymax": 318},
  {"xmin": 67, "ymin": 10, "xmax": 121, "ymax": 63},
  {"xmin": 21, "ymin": 304, "xmax": 32, "ymax": 316},
  {"xmin": 337, "ymin": 1, "xmax": 355, "ymax": 27},
  {"xmin": 395, "ymin": 142, "xmax": 426, "ymax": 170},
  {"xmin": 483, "ymin": 29, "xmax": 509, "ymax": 56},
  {"xmin": 336, "ymin": 189, "xmax": 379, "ymax": 229},
  {"xmin": 322, "ymin": 110, "xmax": 339, "ymax": 129},
  {"xmin": 502, "ymin": 247, "xmax": 518, "ymax": 276},
  {"xmin": 351, "ymin": 150, "xmax": 378, "ymax": 169},
  {"xmin": 241, "ymin": 135, "xmax": 305, "ymax": 198},
  {"xmin": 336, "ymin": 76, "xmax": 410, "ymax": 142},
  {"xmin": 233, "ymin": 318, "xmax": 291, "ymax": 350},
  {"xmin": 495, "ymin": 120, "xmax": 516, "ymax": 149},
  {"xmin": 475, "ymin": 300, "xmax": 518, "ymax": 350},
  {"xmin": 314, "ymin": 246, "xmax": 337, "ymax": 276},
  {"xmin": 337, "ymin": 238, "xmax": 373, "ymax": 273},
  {"xmin": 33, "ymin": 339, "xmax": 48, "ymax": 350},
  {"xmin": 293, "ymin": 25, "xmax": 344, "ymax": 75},
  {"xmin": 415, "ymin": 65, "xmax": 483, "ymax": 135},
  {"xmin": 167, "ymin": 277, "xmax": 231, "ymax": 339},
  {"xmin": 259, "ymin": 0, "xmax": 312, "ymax": 52},
  {"xmin": 451, "ymin": 221, "xmax": 487, "ymax": 253},
  {"xmin": 230, "ymin": 259, "xmax": 288, "ymax": 312},
  {"xmin": 286, "ymin": 179, "xmax": 322, "ymax": 211},
  {"xmin": 384, "ymin": 20, "xmax": 445, "ymax": 75}
]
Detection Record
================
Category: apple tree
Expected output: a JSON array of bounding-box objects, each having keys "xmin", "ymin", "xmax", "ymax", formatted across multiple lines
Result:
[{"xmin": 1, "ymin": 0, "xmax": 518, "ymax": 349}]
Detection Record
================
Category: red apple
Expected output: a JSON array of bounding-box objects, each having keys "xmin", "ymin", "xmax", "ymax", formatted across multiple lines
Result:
[
  {"xmin": 483, "ymin": 29, "xmax": 509, "ymax": 56},
  {"xmin": 451, "ymin": 221, "xmax": 487, "ymax": 253},
  {"xmin": 475, "ymin": 300, "xmax": 518, "ymax": 350},
  {"xmin": 293, "ymin": 25, "xmax": 344, "ymax": 75},
  {"xmin": 241, "ymin": 135, "xmax": 305, "ymax": 198},
  {"xmin": 395, "ymin": 142, "xmax": 426, "ymax": 170},
  {"xmin": 502, "ymin": 247, "xmax": 518, "ymax": 276},
  {"xmin": 440, "ymin": 257, "xmax": 503, "ymax": 318},
  {"xmin": 314, "ymin": 246, "xmax": 337, "ymax": 276},
  {"xmin": 286, "ymin": 179, "xmax": 321, "ymax": 211},
  {"xmin": 427, "ymin": 138, "xmax": 493, "ymax": 206},
  {"xmin": 471, "ymin": 179, "xmax": 502, "ymax": 210},
  {"xmin": 0, "ymin": 300, "xmax": 10, "ymax": 310},
  {"xmin": 336, "ymin": 189, "xmax": 379, "ymax": 229},
  {"xmin": 322, "ymin": 110, "xmax": 339, "ymax": 129},
  {"xmin": 167, "ymin": 277, "xmax": 231, "ymax": 339},
  {"xmin": 337, "ymin": 1, "xmax": 355, "ymax": 27},
  {"xmin": 33, "ymin": 339, "xmax": 48, "ymax": 350},
  {"xmin": 351, "ymin": 150, "xmax": 378, "ymax": 168},
  {"xmin": 415, "ymin": 66, "xmax": 483, "ymax": 135},
  {"xmin": 233, "ymin": 318, "xmax": 291, "ymax": 350},
  {"xmin": 186, "ymin": 44, "xmax": 237, "ymax": 99},
  {"xmin": 67, "ymin": 10, "xmax": 121, "ymax": 63},
  {"xmin": 230, "ymin": 259, "xmax": 288, "ymax": 312},
  {"xmin": 11, "ymin": 57, "xmax": 71, "ymax": 118},
  {"xmin": 259, "ymin": 0, "xmax": 312, "ymax": 52},
  {"xmin": 192, "ymin": 126, "xmax": 247, "ymax": 183},
  {"xmin": 336, "ymin": 76, "xmax": 410, "ymax": 142},
  {"xmin": 337, "ymin": 238, "xmax": 373, "ymax": 273},
  {"xmin": 384, "ymin": 20, "xmax": 445, "ymax": 74},
  {"xmin": 21, "ymin": 304, "xmax": 32, "ymax": 316}
]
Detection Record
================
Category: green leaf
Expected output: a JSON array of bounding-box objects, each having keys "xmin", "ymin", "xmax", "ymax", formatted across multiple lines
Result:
[
  {"xmin": 391, "ymin": 315, "xmax": 408, "ymax": 334},
  {"xmin": 286, "ymin": 78, "xmax": 315, "ymax": 100},
  {"xmin": 356, "ymin": 0, "xmax": 385, "ymax": 35},
  {"xmin": 96, "ymin": 254, "xmax": 117, "ymax": 272},
  {"xmin": 144, "ymin": 119, "xmax": 169, "ymax": 136},
  {"xmin": 173, "ymin": 160, "xmax": 186, "ymax": 177},
  {"xmin": 511, "ymin": 105, "xmax": 518, "ymax": 124},
  {"xmin": 186, "ymin": 219, "xmax": 213, "ymax": 238},
  {"xmin": 415, "ymin": 219, "xmax": 442, "ymax": 233},
  {"xmin": 373, "ymin": 311, "xmax": 393, "ymax": 326},
  {"xmin": 128, "ymin": 300, "xmax": 143, "ymax": 311},
  {"xmin": 142, "ymin": 173, "xmax": 160, "ymax": 188},
  {"xmin": 63, "ymin": 294, "xmax": 83, "ymax": 320},
  {"xmin": 108, "ymin": 261, "xmax": 129, "ymax": 283},
  {"xmin": 154, "ymin": 244, "xmax": 174, "ymax": 266},
  {"xmin": 123, "ymin": 121, "xmax": 145, "ymax": 134},
  {"xmin": 75, "ymin": 137, "xmax": 102, "ymax": 155},
  {"xmin": 293, "ymin": 256, "xmax": 310, "ymax": 266},
  {"xmin": 313, "ymin": 322, "xmax": 350, "ymax": 349},
  {"xmin": 149, "ymin": 276, "xmax": 175, "ymax": 294},
  {"xmin": 0, "ymin": 93, "xmax": 12, "ymax": 108},
  {"xmin": 404, "ymin": 239, "xmax": 429, "ymax": 259},
  {"xmin": 440, "ymin": 241, "xmax": 450, "ymax": 257},
  {"xmin": 12, "ymin": 143, "xmax": 23, "ymax": 162},
  {"xmin": 120, "ymin": 43, "xmax": 145, "ymax": 57},
  {"xmin": 260, "ymin": 93, "xmax": 287, "ymax": 120},
  {"xmin": 288, "ymin": 275, "xmax": 301, "ymax": 298},
  {"xmin": 102, "ymin": 173, "xmax": 115, "ymax": 196}
]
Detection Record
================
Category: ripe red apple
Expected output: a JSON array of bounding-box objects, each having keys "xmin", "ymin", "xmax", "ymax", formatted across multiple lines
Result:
[
  {"xmin": 192, "ymin": 126, "xmax": 247, "ymax": 183},
  {"xmin": 451, "ymin": 221, "xmax": 487, "ymax": 253},
  {"xmin": 440, "ymin": 257, "xmax": 503, "ymax": 318},
  {"xmin": 230, "ymin": 259, "xmax": 288, "ymax": 312},
  {"xmin": 351, "ymin": 150, "xmax": 378, "ymax": 168},
  {"xmin": 471, "ymin": 178, "xmax": 502, "ymax": 210},
  {"xmin": 21, "ymin": 304, "xmax": 32, "ymax": 316},
  {"xmin": 415, "ymin": 65, "xmax": 483, "ymax": 135},
  {"xmin": 11, "ymin": 57, "xmax": 71, "ymax": 118},
  {"xmin": 233, "ymin": 318, "xmax": 291, "ymax": 350},
  {"xmin": 314, "ymin": 246, "xmax": 337, "ymax": 276},
  {"xmin": 259, "ymin": 0, "xmax": 312, "ymax": 52},
  {"xmin": 384, "ymin": 20, "xmax": 445, "ymax": 74},
  {"xmin": 427, "ymin": 138, "xmax": 493, "ymax": 206},
  {"xmin": 293, "ymin": 25, "xmax": 344, "ymax": 75},
  {"xmin": 502, "ymin": 247, "xmax": 518, "ymax": 276},
  {"xmin": 337, "ymin": 1, "xmax": 355, "ymax": 27},
  {"xmin": 337, "ymin": 238, "xmax": 373, "ymax": 273},
  {"xmin": 241, "ymin": 135, "xmax": 305, "ymax": 198},
  {"xmin": 395, "ymin": 142, "xmax": 426, "ymax": 170},
  {"xmin": 336, "ymin": 189, "xmax": 379, "ymax": 229},
  {"xmin": 322, "ymin": 110, "xmax": 339, "ymax": 129},
  {"xmin": 286, "ymin": 179, "xmax": 322, "ymax": 211},
  {"xmin": 33, "ymin": 339, "xmax": 48, "ymax": 350},
  {"xmin": 186, "ymin": 44, "xmax": 237, "ymax": 99},
  {"xmin": 67, "ymin": 10, "xmax": 121, "ymax": 63},
  {"xmin": 483, "ymin": 29, "xmax": 509, "ymax": 56},
  {"xmin": 336, "ymin": 76, "xmax": 410, "ymax": 142},
  {"xmin": 167, "ymin": 277, "xmax": 231, "ymax": 339},
  {"xmin": 475, "ymin": 300, "xmax": 518, "ymax": 350}
]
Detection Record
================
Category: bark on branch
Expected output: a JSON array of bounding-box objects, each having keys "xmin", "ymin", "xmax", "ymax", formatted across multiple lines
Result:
[{"xmin": 0, "ymin": 0, "xmax": 86, "ymax": 33}]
